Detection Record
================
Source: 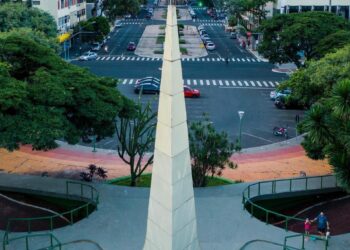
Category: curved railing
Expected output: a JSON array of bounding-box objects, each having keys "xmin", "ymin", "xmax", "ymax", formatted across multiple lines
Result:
[
  {"xmin": 3, "ymin": 181, "xmax": 99, "ymax": 250},
  {"xmin": 242, "ymin": 175, "xmax": 338, "ymax": 231},
  {"xmin": 3, "ymin": 233, "xmax": 61, "ymax": 250}
]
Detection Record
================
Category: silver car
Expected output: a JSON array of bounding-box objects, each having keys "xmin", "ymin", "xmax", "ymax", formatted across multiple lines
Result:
[{"xmin": 79, "ymin": 51, "xmax": 98, "ymax": 61}]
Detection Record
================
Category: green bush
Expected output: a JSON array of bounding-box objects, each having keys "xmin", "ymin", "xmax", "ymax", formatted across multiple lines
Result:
[
  {"xmin": 179, "ymin": 39, "xmax": 186, "ymax": 44},
  {"xmin": 156, "ymin": 35, "xmax": 165, "ymax": 44},
  {"xmin": 154, "ymin": 49, "xmax": 164, "ymax": 54},
  {"xmin": 180, "ymin": 47, "xmax": 188, "ymax": 54}
]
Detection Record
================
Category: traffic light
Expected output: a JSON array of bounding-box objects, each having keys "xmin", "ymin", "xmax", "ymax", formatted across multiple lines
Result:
[{"xmin": 198, "ymin": 2, "xmax": 203, "ymax": 7}]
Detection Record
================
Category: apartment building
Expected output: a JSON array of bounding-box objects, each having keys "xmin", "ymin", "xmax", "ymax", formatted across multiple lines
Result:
[
  {"xmin": 30, "ymin": 0, "xmax": 87, "ymax": 32},
  {"xmin": 277, "ymin": 0, "xmax": 350, "ymax": 20}
]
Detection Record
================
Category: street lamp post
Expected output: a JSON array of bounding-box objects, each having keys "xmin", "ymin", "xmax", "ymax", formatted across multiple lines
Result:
[{"xmin": 238, "ymin": 111, "xmax": 245, "ymax": 148}]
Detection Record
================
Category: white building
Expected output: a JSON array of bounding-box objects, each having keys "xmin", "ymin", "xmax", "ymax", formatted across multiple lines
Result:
[
  {"xmin": 30, "ymin": 0, "xmax": 87, "ymax": 33},
  {"xmin": 276, "ymin": 0, "xmax": 350, "ymax": 20}
]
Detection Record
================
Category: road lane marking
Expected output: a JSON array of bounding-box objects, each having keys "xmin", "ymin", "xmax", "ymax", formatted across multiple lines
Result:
[
  {"xmin": 275, "ymin": 81, "xmax": 280, "ymax": 86},
  {"xmin": 241, "ymin": 58, "xmax": 245, "ymax": 62},
  {"xmin": 236, "ymin": 58, "xmax": 240, "ymax": 62},
  {"xmin": 263, "ymin": 81, "xmax": 268, "ymax": 87},
  {"xmin": 122, "ymin": 79, "xmax": 127, "ymax": 84},
  {"xmin": 268, "ymin": 81, "xmax": 274, "ymax": 87},
  {"xmin": 244, "ymin": 80, "xmax": 249, "ymax": 86},
  {"xmin": 200, "ymin": 80, "xmax": 204, "ymax": 85},
  {"xmin": 193, "ymin": 80, "xmax": 198, "ymax": 85},
  {"xmin": 186, "ymin": 79, "xmax": 191, "ymax": 85},
  {"xmin": 231, "ymin": 58, "xmax": 235, "ymax": 62},
  {"xmin": 128, "ymin": 79, "xmax": 134, "ymax": 84},
  {"xmin": 238, "ymin": 80, "xmax": 243, "ymax": 86},
  {"xmin": 256, "ymin": 81, "xmax": 262, "ymax": 86},
  {"xmin": 206, "ymin": 80, "xmax": 210, "ymax": 85},
  {"xmin": 250, "ymin": 81, "xmax": 255, "ymax": 86},
  {"xmin": 219, "ymin": 80, "xmax": 223, "ymax": 86},
  {"xmin": 246, "ymin": 58, "xmax": 250, "ymax": 62},
  {"xmin": 231, "ymin": 80, "xmax": 236, "ymax": 86},
  {"xmin": 212, "ymin": 80, "xmax": 217, "ymax": 86}
]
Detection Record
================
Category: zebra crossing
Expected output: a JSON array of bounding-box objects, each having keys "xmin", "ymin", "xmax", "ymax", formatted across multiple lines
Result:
[
  {"xmin": 119, "ymin": 78, "xmax": 280, "ymax": 88},
  {"xmin": 95, "ymin": 56, "xmax": 263, "ymax": 63}
]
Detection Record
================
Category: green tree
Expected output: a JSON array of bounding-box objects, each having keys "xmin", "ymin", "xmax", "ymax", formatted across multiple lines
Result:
[
  {"xmin": 299, "ymin": 80, "xmax": 350, "ymax": 191},
  {"xmin": 74, "ymin": 16, "xmax": 110, "ymax": 43},
  {"xmin": 0, "ymin": 2, "xmax": 56, "ymax": 37},
  {"xmin": 0, "ymin": 31, "xmax": 129, "ymax": 151},
  {"xmin": 189, "ymin": 116, "xmax": 237, "ymax": 187},
  {"xmin": 258, "ymin": 12, "xmax": 350, "ymax": 67},
  {"xmin": 314, "ymin": 30, "xmax": 350, "ymax": 59},
  {"xmin": 279, "ymin": 45, "xmax": 350, "ymax": 108},
  {"xmin": 102, "ymin": 0, "xmax": 140, "ymax": 21},
  {"xmin": 115, "ymin": 101, "xmax": 156, "ymax": 187}
]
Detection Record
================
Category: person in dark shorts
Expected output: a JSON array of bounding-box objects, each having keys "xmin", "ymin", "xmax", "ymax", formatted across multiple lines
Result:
[{"xmin": 312, "ymin": 212, "xmax": 330, "ymax": 236}]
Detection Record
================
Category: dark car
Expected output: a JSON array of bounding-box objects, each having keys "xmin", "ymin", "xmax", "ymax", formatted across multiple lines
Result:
[
  {"xmin": 184, "ymin": 86, "xmax": 200, "ymax": 98},
  {"xmin": 127, "ymin": 42, "xmax": 136, "ymax": 51},
  {"xmin": 275, "ymin": 96, "xmax": 305, "ymax": 109},
  {"xmin": 134, "ymin": 82, "xmax": 160, "ymax": 94}
]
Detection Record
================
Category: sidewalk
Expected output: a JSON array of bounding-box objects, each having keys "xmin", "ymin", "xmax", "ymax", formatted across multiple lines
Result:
[{"xmin": 0, "ymin": 138, "xmax": 332, "ymax": 182}]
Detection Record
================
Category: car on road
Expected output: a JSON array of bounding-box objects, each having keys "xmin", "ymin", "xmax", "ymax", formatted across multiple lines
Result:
[
  {"xmin": 146, "ymin": 12, "xmax": 152, "ymax": 19},
  {"xmin": 230, "ymin": 32, "xmax": 237, "ymax": 39},
  {"xmin": 91, "ymin": 42, "xmax": 101, "ymax": 51},
  {"xmin": 270, "ymin": 88, "xmax": 292, "ymax": 101},
  {"xmin": 115, "ymin": 20, "xmax": 122, "ymax": 28},
  {"xmin": 199, "ymin": 30, "xmax": 207, "ymax": 36},
  {"xmin": 124, "ymin": 14, "xmax": 132, "ymax": 19},
  {"xmin": 206, "ymin": 42, "xmax": 216, "ymax": 51},
  {"xmin": 201, "ymin": 34, "xmax": 210, "ymax": 40},
  {"xmin": 79, "ymin": 51, "xmax": 98, "ymax": 61},
  {"xmin": 134, "ymin": 82, "xmax": 160, "ymax": 94},
  {"xmin": 197, "ymin": 25, "xmax": 205, "ymax": 31},
  {"xmin": 202, "ymin": 37, "xmax": 212, "ymax": 45},
  {"xmin": 136, "ymin": 77, "xmax": 160, "ymax": 85},
  {"xmin": 184, "ymin": 86, "xmax": 200, "ymax": 98},
  {"xmin": 127, "ymin": 42, "xmax": 136, "ymax": 51}
]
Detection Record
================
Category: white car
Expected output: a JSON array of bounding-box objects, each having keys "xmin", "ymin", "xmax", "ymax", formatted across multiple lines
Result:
[
  {"xmin": 136, "ymin": 76, "xmax": 160, "ymax": 84},
  {"xmin": 206, "ymin": 42, "xmax": 216, "ymax": 51},
  {"xmin": 91, "ymin": 42, "xmax": 101, "ymax": 51},
  {"xmin": 197, "ymin": 25, "xmax": 205, "ymax": 31},
  {"xmin": 79, "ymin": 51, "xmax": 98, "ymax": 61},
  {"xmin": 115, "ymin": 21, "xmax": 122, "ymax": 28},
  {"xmin": 201, "ymin": 34, "xmax": 210, "ymax": 40}
]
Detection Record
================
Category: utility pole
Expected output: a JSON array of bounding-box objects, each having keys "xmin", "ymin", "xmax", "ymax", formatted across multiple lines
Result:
[{"xmin": 329, "ymin": 0, "xmax": 332, "ymax": 12}]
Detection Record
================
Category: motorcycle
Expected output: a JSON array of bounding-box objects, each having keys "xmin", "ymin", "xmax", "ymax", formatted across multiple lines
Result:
[{"xmin": 273, "ymin": 126, "xmax": 289, "ymax": 139}]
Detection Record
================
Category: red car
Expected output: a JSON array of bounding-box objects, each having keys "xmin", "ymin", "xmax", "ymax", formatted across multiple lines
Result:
[
  {"xmin": 184, "ymin": 86, "xmax": 200, "ymax": 98},
  {"xmin": 127, "ymin": 42, "xmax": 136, "ymax": 51}
]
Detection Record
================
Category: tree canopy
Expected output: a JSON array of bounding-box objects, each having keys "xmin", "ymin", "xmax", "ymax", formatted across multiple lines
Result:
[
  {"xmin": 0, "ymin": 2, "xmax": 57, "ymax": 37},
  {"xmin": 74, "ymin": 16, "xmax": 110, "ymax": 43},
  {"xmin": 0, "ymin": 31, "xmax": 129, "ymax": 151},
  {"xmin": 280, "ymin": 45, "xmax": 350, "ymax": 191},
  {"xmin": 258, "ymin": 12, "xmax": 350, "ymax": 67},
  {"xmin": 101, "ymin": 0, "xmax": 140, "ymax": 21}
]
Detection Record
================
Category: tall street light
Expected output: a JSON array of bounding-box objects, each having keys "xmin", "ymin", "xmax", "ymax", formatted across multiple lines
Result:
[{"xmin": 238, "ymin": 110, "xmax": 245, "ymax": 148}]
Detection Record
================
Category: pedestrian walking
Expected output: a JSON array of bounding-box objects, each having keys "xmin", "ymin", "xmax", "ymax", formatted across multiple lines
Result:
[
  {"xmin": 304, "ymin": 218, "xmax": 311, "ymax": 240},
  {"xmin": 312, "ymin": 212, "xmax": 330, "ymax": 237}
]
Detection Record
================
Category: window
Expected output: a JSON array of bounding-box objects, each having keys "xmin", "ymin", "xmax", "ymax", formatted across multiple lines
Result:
[{"xmin": 32, "ymin": 0, "xmax": 40, "ymax": 5}]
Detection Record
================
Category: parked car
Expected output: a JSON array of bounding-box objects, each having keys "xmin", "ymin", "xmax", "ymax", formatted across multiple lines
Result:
[
  {"xmin": 115, "ymin": 20, "xmax": 122, "ymax": 28},
  {"xmin": 270, "ymin": 88, "xmax": 292, "ymax": 101},
  {"xmin": 202, "ymin": 37, "xmax": 212, "ymax": 45},
  {"xmin": 134, "ymin": 82, "xmax": 160, "ymax": 94},
  {"xmin": 146, "ymin": 12, "xmax": 152, "ymax": 19},
  {"xmin": 91, "ymin": 42, "xmax": 101, "ymax": 51},
  {"xmin": 206, "ymin": 42, "xmax": 216, "ymax": 51},
  {"xmin": 124, "ymin": 14, "xmax": 132, "ymax": 19},
  {"xmin": 136, "ymin": 77, "xmax": 160, "ymax": 85},
  {"xmin": 274, "ymin": 95, "xmax": 304, "ymax": 109},
  {"xmin": 230, "ymin": 32, "xmax": 237, "ymax": 39},
  {"xmin": 79, "ymin": 51, "xmax": 98, "ymax": 61},
  {"xmin": 199, "ymin": 30, "xmax": 207, "ymax": 36},
  {"xmin": 184, "ymin": 86, "xmax": 200, "ymax": 98},
  {"xmin": 201, "ymin": 34, "xmax": 210, "ymax": 40},
  {"xmin": 127, "ymin": 42, "xmax": 136, "ymax": 51},
  {"xmin": 197, "ymin": 25, "xmax": 205, "ymax": 31}
]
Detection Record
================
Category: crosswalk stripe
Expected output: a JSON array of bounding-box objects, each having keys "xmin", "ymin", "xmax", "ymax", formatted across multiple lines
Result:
[
  {"xmin": 225, "ymin": 80, "xmax": 229, "ymax": 86},
  {"xmin": 121, "ymin": 57, "xmax": 125, "ymax": 60},
  {"xmin": 122, "ymin": 79, "xmax": 127, "ymax": 84},
  {"xmin": 237, "ymin": 58, "xmax": 240, "ymax": 62},
  {"xmin": 231, "ymin": 80, "xmax": 236, "ymax": 86},
  {"xmin": 257, "ymin": 59, "xmax": 261, "ymax": 62},
  {"xmin": 116, "ymin": 57, "xmax": 120, "ymax": 60},
  {"xmin": 128, "ymin": 79, "xmax": 134, "ymax": 84},
  {"xmin": 146, "ymin": 58, "xmax": 150, "ymax": 61},
  {"xmin": 212, "ymin": 80, "xmax": 217, "ymax": 86},
  {"xmin": 191, "ymin": 58, "xmax": 195, "ymax": 61},
  {"xmin": 200, "ymin": 80, "xmax": 204, "ymax": 85},
  {"xmin": 268, "ymin": 81, "xmax": 275, "ymax": 87},
  {"xmin": 181, "ymin": 58, "xmax": 185, "ymax": 61},
  {"xmin": 141, "ymin": 57, "xmax": 145, "ymax": 61},
  {"xmin": 112, "ymin": 57, "xmax": 115, "ymax": 60},
  {"xmin": 231, "ymin": 58, "xmax": 235, "ymax": 62},
  {"xmin": 219, "ymin": 80, "xmax": 223, "ymax": 86},
  {"xmin": 244, "ymin": 81, "xmax": 249, "ymax": 86},
  {"xmin": 275, "ymin": 81, "xmax": 280, "ymax": 86},
  {"xmin": 196, "ymin": 58, "xmax": 200, "ymax": 61},
  {"xmin": 246, "ymin": 58, "xmax": 250, "ymax": 62},
  {"xmin": 187, "ymin": 79, "xmax": 191, "ymax": 85},
  {"xmin": 132, "ymin": 57, "xmax": 136, "ymax": 61},
  {"xmin": 96, "ymin": 57, "xmax": 101, "ymax": 60},
  {"xmin": 101, "ymin": 57, "xmax": 106, "ymax": 60},
  {"xmin": 256, "ymin": 81, "xmax": 262, "ymax": 87},
  {"xmin": 241, "ymin": 58, "xmax": 245, "ymax": 62},
  {"xmin": 207, "ymin": 58, "xmax": 210, "ymax": 61},
  {"xmin": 107, "ymin": 57, "xmax": 111, "ymax": 60},
  {"xmin": 238, "ymin": 81, "xmax": 243, "ymax": 86},
  {"xmin": 136, "ymin": 57, "xmax": 140, "ymax": 61},
  {"xmin": 250, "ymin": 81, "xmax": 255, "ymax": 86},
  {"xmin": 206, "ymin": 80, "xmax": 210, "ymax": 86},
  {"xmin": 193, "ymin": 80, "xmax": 198, "ymax": 85},
  {"xmin": 126, "ymin": 57, "xmax": 130, "ymax": 60},
  {"xmin": 263, "ymin": 81, "xmax": 268, "ymax": 87},
  {"xmin": 251, "ymin": 59, "xmax": 256, "ymax": 62},
  {"xmin": 211, "ymin": 58, "xmax": 215, "ymax": 61}
]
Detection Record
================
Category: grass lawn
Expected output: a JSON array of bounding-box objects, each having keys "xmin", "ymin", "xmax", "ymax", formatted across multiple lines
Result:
[{"xmin": 109, "ymin": 174, "xmax": 238, "ymax": 187}]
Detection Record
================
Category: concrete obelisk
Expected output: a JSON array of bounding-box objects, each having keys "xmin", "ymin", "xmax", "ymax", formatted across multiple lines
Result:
[{"xmin": 143, "ymin": 5, "xmax": 200, "ymax": 250}]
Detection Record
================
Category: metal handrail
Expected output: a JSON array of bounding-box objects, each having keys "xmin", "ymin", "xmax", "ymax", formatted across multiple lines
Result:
[
  {"xmin": 3, "ymin": 181, "xmax": 99, "ymax": 249},
  {"xmin": 241, "ymin": 175, "xmax": 335, "ymax": 249},
  {"xmin": 2, "ymin": 233, "xmax": 61, "ymax": 250}
]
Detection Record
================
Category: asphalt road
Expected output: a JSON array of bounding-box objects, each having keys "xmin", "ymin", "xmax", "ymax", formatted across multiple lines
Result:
[{"xmin": 71, "ymin": 6, "xmax": 302, "ymax": 150}]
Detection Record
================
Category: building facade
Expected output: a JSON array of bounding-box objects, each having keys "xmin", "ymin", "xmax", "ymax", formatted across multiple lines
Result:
[{"xmin": 31, "ymin": 0, "xmax": 87, "ymax": 33}]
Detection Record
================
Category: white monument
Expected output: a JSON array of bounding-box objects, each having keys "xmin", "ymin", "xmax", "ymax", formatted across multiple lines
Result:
[{"xmin": 143, "ymin": 5, "xmax": 201, "ymax": 250}]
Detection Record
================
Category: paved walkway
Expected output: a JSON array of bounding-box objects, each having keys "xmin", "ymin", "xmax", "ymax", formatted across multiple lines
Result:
[
  {"xmin": 1, "ymin": 173, "xmax": 348, "ymax": 250},
  {"xmin": 0, "ymin": 136, "xmax": 331, "ymax": 182}
]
